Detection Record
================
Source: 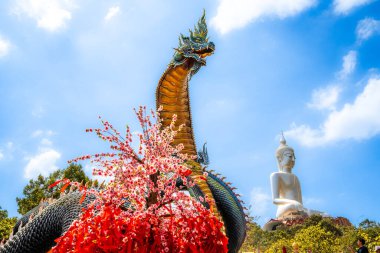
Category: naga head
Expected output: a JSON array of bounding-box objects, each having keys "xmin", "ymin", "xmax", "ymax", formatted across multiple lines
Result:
[{"xmin": 172, "ymin": 10, "xmax": 215, "ymax": 76}]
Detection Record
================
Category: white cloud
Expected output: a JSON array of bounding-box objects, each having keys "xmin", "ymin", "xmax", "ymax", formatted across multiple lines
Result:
[
  {"xmin": 356, "ymin": 17, "xmax": 380, "ymax": 42},
  {"xmin": 104, "ymin": 6, "xmax": 120, "ymax": 22},
  {"xmin": 307, "ymin": 51, "xmax": 356, "ymax": 112},
  {"xmin": 285, "ymin": 124, "xmax": 324, "ymax": 146},
  {"xmin": 6, "ymin": 142, "xmax": 13, "ymax": 149},
  {"xmin": 31, "ymin": 129, "xmax": 54, "ymax": 138},
  {"xmin": 0, "ymin": 37, "xmax": 11, "ymax": 57},
  {"xmin": 12, "ymin": 0, "xmax": 76, "ymax": 32},
  {"xmin": 210, "ymin": 0, "xmax": 317, "ymax": 34},
  {"xmin": 286, "ymin": 78, "xmax": 380, "ymax": 146},
  {"xmin": 31, "ymin": 105, "xmax": 46, "ymax": 118},
  {"xmin": 250, "ymin": 187, "xmax": 272, "ymax": 221},
  {"xmin": 333, "ymin": 0, "xmax": 373, "ymax": 15},
  {"xmin": 0, "ymin": 142, "xmax": 16, "ymax": 161},
  {"xmin": 40, "ymin": 138, "xmax": 53, "ymax": 146},
  {"xmin": 308, "ymin": 85, "xmax": 342, "ymax": 111},
  {"xmin": 31, "ymin": 130, "xmax": 44, "ymax": 138},
  {"xmin": 24, "ymin": 148, "xmax": 61, "ymax": 179},
  {"xmin": 24, "ymin": 130, "xmax": 60, "ymax": 178},
  {"xmin": 338, "ymin": 50, "xmax": 357, "ymax": 80}
]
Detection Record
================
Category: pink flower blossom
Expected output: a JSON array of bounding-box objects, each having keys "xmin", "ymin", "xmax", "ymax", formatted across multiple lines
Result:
[{"xmin": 51, "ymin": 107, "xmax": 228, "ymax": 253}]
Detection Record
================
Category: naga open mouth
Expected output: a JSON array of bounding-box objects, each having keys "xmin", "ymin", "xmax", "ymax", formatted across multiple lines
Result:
[{"xmin": 195, "ymin": 43, "xmax": 215, "ymax": 58}]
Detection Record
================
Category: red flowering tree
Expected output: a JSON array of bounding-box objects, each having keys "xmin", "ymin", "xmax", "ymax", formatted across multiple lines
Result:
[{"xmin": 51, "ymin": 107, "xmax": 228, "ymax": 253}]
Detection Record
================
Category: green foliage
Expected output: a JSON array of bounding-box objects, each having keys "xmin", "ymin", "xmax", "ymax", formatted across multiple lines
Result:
[
  {"xmin": 0, "ymin": 208, "xmax": 8, "ymax": 220},
  {"xmin": 16, "ymin": 164, "xmax": 95, "ymax": 215},
  {"xmin": 265, "ymin": 238, "xmax": 291, "ymax": 253},
  {"xmin": 357, "ymin": 220, "xmax": 380, "ymax": 252},
  {"xmin": 242, "ymin": 219, "xmax": 264, "ymax": 252},
  {"xmin": 359, "ymin": 219, "xmax": 380, "ymax": 229},
  {"xmin": 293, "ymin": 224, "xmax": 341, "ymax": 252},
  {"xmin": 0, "ymin": 206, "xmax": 17, "ymax": 241},
  {"xmin": 241, "ymin": 216, "xmax": 380, "ymax": 253},
  {"xmin": 337, "ymin": 226, "xmax": 358, "ymax": 252}
]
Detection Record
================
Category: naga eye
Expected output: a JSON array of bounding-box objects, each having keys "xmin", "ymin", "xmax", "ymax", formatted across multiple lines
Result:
[{"xmin": 174, "ymin": 54, "xmax": 184, "ymax": 61}]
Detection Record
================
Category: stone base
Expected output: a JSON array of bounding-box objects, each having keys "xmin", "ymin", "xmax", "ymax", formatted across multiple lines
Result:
[{"xmin": 263, "ymin": 216, "xmax": 352, "ymax": 231}]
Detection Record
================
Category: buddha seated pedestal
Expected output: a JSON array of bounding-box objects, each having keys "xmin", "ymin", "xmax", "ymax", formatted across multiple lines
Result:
[{"xmin": 263, "ymin": 135, "xmax": 328, "ymax": 231}]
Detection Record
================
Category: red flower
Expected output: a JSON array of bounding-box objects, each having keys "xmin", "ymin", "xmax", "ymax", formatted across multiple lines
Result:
[
  {"xmin": 52, "ymin": 107, "xmax": 228, "ymax": 253},
  {"xmin": 179, "ymin": 169, "xmax": 192, "ymax": 177}
]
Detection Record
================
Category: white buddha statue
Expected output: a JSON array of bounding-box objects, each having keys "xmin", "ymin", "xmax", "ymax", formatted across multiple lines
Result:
[{"xmin": 270, "ymin": 134, "xmax": 326, "ymax": 219}]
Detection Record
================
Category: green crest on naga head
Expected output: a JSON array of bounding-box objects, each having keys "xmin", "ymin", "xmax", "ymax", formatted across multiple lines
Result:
[{"xmin": 172, "ymin": 10, "xmax": 215, "ymax": 71}]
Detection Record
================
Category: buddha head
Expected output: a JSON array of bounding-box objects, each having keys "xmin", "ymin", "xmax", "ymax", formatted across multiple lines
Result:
[{"xmin": 276, "ymin": 134, "xmax": 295, "ymax": 172}]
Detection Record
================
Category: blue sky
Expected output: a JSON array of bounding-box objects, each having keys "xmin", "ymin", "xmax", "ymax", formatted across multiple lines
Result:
[{"xmin": 0, "ymin": 0, "xmax": 379, "ymax": 226}]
